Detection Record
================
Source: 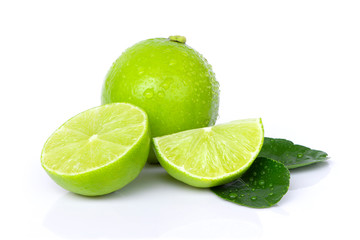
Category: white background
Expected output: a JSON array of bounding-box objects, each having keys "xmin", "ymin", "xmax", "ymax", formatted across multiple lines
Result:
[{"xmin": 1, "ymin": 0, "xmax": 359, "ymax": 239}]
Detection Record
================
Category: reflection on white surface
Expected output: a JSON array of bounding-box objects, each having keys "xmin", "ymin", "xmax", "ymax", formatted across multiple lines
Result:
[
  {"xmin": 288, "ymin": 162, "xmax": 331, "ymax": 190},
  {"xmin": 44, "ymin": 166, "xmax": 262, "ymax": 239}
]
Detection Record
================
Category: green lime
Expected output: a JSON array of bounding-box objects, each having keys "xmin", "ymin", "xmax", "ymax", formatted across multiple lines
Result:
[
  {"xmin": 41, "ymin": 103, "xmax": 150, "ymax": 196},
  {"xmin": 101, "ymin": 36, "xmax": 219, "ymax": 163},
  {"xmin": 153, "ymin": 118, "xmax": 264, "ymax": 187}
]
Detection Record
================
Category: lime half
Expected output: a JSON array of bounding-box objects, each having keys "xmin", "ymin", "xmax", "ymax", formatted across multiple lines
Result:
[
  {"xmin": 153, "ymin": 118, "xmax": 264, "ymax": 187},
  {"xmin": 41, "ymin": 103, "xmax": 150, "ymax": 196}
]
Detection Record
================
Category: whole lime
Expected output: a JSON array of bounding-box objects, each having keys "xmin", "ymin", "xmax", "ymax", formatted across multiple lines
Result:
[{"xmin": 101, "ymin": 36, "xmax": 219, "ymax": 163}]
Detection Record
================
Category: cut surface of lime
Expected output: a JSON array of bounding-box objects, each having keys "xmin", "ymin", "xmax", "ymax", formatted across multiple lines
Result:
[
  {"xmin": 41, "ymin": 103, "xmax": 150, "ymax": 196},
  {"xmin": 153, "ymin": 118, "xmax": 264, "ymax": 187}
]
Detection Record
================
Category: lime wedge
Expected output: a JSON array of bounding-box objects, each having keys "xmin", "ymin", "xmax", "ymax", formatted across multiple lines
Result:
[
  {"xmin": 41, "ymin": 103, "xmax": 150, "ymax": 196},
  {"xmin": 153, "ymin": 118, "xmax": 264, "ymax": 187}
]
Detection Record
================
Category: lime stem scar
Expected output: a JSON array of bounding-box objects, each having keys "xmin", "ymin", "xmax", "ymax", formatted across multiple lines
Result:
[{"xmin": 169, "ymin": 35, "xmax": 186, "ymax": 44}]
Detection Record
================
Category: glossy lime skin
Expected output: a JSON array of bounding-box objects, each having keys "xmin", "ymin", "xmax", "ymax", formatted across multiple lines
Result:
[{"xmin": 101, "ymin": 38, "xmax": 219, "ymax": 163}]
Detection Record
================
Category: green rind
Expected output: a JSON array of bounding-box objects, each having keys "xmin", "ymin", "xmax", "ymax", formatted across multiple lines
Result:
[
  {"xmin": 41, "ymin": 103, "xmax": 150, "ymax": 196},
  {"xmin": 101, "ymin": 37, "xmax": 220, "ymax": 164},
  {"xmin": 211, "ymin": 157, "xmax": 290, "ymax": 208},
  {"xmin": 153, "ymin": 119, "xmax": 264, "ymax": 188},
  {"xmin": 258, "ymin": 137, "xmax": 329, "ymax": 169}
]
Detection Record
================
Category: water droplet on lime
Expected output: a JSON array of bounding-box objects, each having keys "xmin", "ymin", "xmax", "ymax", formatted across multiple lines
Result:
[
  {"xmin": 161, "ymin": 78, "xmax": 171, "ymax": 89},
  {"xmin": 251, "ymin": 196, "xmax": 257, "ymax": 201},
  {"xmin": 269, "ymin": 192, "xmax": 274, "ymax": 196},
  {"xmin": 137, "ymin": 66, "xmax": 144, "ymax": 75},
  {"xmin": 162, "ymin": 83, "xmax": 169, "ymax": 89},
  {"xmin": 169, "ymin": 59, "xmax": 176, "ymax": 66},
  {"xmin": 143, "ymin": 88, "xmax": 154, "ymax": 98},
  {"xmin": 158, "ymin": 91, "xmax": 165, "ymax": 98},
  {"xmin": 259, "ymin": 180, "xmax": 265, "ymax": 186},
  {"xmin": 297, "ymin": 153, "xmax": 303, "ymax": 158}
]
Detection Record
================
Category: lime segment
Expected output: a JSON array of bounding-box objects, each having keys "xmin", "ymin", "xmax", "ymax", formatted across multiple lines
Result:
[
  {"xmin": 41, "ymin": 103, "xmax": 150, "ymax": 196},
  {"xmin": 153, "ymin": 118, "xmax": 264, "ymax": 187}
]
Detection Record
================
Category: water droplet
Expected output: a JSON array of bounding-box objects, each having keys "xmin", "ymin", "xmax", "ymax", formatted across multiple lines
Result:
[
  {"xmin": 158, "ymin": 90, "xmax": 165, "ymax": 98},
  {"xmin": 229, "ymin": 193, "xmax": 238, "ymax": 199},
  {"xmin": 297, "ymin": 153, "xmax": 303, "ymax": 158},
  {"xmin": 161, "ymin": 78, "xmax": 171, "ymax": 89},
  {"xmin": 251, "ymin": 196, "xmax": 257, "ymax": 201},
  {"xmin": 269, "ymin": 183, "xmax": 273, "ymax": 188},
  {"xmin": 143, "ymin": 88, "xmax": 154, "ymax": 99},
  {"xmin": 261, "ymin": 171, "xmax": 266, "ymax": 175},
  {"xmin": 240, "ymin": 194, "xmax": 245, "ymax": 197},
  {"xmin": 259, "ymin": 180, "xmax": 265, "ymax": 186},
  {"xmin": 169, "ymin": 59, "xmax": 176, "ymax": 66},
  {"xmin": 251, "ymin": 188, "xmax": 255, "ymax": 192},
  {"xmin": 138, "ymin": 66, "xmax": 144, "ymax": 75},
  {"xmin": 269, "ymin": 192, "xmax": 274, "ymax": 196},
  {"xmin": 162, "ymin": 83, "xmax": 169, "ymax": 89},
  {"xmin": 264, "ymin": 165, "xmax": 268, "ymax": 169}
]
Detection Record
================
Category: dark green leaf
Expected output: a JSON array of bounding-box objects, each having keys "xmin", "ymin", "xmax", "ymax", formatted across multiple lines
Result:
[
  {"xmin": 211, "ymin": 157, "xmax": 290, "ymax": 208},
  {"xmin": 258, "ymin": 137, "xmax": 328, "ymax": 169}
]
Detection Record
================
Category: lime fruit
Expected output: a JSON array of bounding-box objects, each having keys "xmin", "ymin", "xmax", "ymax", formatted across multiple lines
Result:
[
  {"xmin": 153, "ymin": 118, "xmax": 264, "ymax": 188},
  {"xmin": 41, "ymin": 103, "xmax": 150, "ymax": 196},
  {"xmin": 101, "ymin": 36, "xmax": 219, "ymax": 163}
]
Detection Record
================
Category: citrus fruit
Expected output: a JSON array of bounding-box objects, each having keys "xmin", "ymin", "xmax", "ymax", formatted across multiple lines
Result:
[
  {"xmin": 41, "ymin": 103, "xmax": 150, "ymax": 196},
  {"xmin": 153, "ymin": 118, "xmax": 264, "ymax": 188},
  {"xmin": 101, "ymin": 36, "xmax": 219, "ymax": 163}
]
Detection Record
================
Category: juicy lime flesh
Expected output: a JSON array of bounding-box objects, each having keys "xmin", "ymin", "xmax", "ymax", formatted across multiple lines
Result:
[
  {"xmin": 42, "ymin": 103, "xmax": 147, "ymax": 175},
  {"xmin": 154, "ymin": 119, "xmax": 264, "ymax": 187},
  {"xmin": 101, "ymin": 37, "xmax": 219, "ymax": 163}
]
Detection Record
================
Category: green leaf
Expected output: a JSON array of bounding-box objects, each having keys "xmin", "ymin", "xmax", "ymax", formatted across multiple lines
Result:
[
  {"xmin": 211, "ymin": 157, "xmax": 290, "ymax": 208},
  {"xmin": 258, "ymin": 137, "xmax": 329, "ymax": 169}
]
